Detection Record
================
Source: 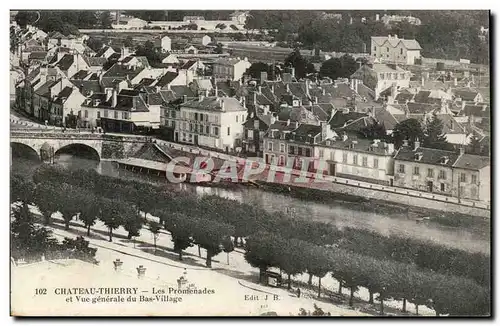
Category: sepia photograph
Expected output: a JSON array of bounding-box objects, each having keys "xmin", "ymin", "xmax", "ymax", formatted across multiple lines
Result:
[{"xmin": 9, "ymin": 8, "xmax": 491, "ymax": 317}]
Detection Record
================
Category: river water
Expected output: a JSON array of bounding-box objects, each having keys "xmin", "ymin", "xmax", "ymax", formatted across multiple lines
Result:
[{"xmin": 27, "ymin": 154, "xmax": 491, "ymax": 254}]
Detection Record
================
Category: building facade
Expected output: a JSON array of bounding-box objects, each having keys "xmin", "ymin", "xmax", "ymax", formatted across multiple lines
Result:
[{"xmin": 371, "ymin": 35, "xmax": 422, "ymax": 65}]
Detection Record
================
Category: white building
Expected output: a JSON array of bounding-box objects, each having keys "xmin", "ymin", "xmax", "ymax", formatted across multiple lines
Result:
[
  {"xmin": 161, "ymin": 35, "xmax": 171, "ymax": 52},
  {"xmin": 371, "ymin": 35, "xmax": 422, "ymax": 65},
  {"xmin": 175, "ymin": 95, "xmax": 247, "ymax": 151},
  {"xmin": 351, "ymin": 63, "xmax": 411, "ymax": 100},
  {"xmin": 213, "ymin": 57, "xmax": 251, "ymax": 81}
]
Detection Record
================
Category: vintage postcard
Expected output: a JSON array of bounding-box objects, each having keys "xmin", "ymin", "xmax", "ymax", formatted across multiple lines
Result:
[{"xmin": 10, "ymin": 9, "xmax": 490, "ymax": 317}]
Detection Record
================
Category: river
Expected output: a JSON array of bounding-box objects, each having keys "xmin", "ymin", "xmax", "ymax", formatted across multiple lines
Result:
[{"xmin": 16, "ymin": 154, "xmax": 491, "ymax": 254}]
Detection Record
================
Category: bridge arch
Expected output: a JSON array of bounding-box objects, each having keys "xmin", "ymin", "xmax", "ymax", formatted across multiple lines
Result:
[
  {"xmin": 10, "ymin": 142, "xmax": 40, "ymax": 161},
  {"xmin": 54, "ymin": 143, "xmax": 101, "ymax": 162}
]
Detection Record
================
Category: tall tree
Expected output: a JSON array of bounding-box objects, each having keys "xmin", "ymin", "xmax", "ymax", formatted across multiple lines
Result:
[
  {"xmin": 423, "ymin": 114, "xmax": 453, "ymax": 150},
  {"xmin": 99, "ymin": 11, "xmax": 113, "ymax": 29},
  {"xmin": 320, "ymin": 55, "xmax": 358, "ymax": 80},
  {"xmin": 284, "ymin": 49, "xmax": 314, "ymax": 80},
  {"xmin": 391, "ymin": 118, "xmax": 425, "ymax": 148}
]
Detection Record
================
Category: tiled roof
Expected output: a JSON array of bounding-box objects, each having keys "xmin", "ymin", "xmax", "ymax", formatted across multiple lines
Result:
[
  {"xmin": 181, "ymin": 60, "xmax": 197, "ymax": 70},
  {"xmin": 318, "ymin": 133, "xmax": 394, "ymax": 156},
  {"xmin": 277, "ymin": 106, "xmax": 321, "ymax": 125},
  {"xmin": 56, "ymin": 54, "xmax": 74, "ymax": 71},
  {"xmin": 95, "ymin": 46, "xmax": 113, "ymax": 57},
  {"xmin": 102, "ymin": 63, "xmax": 144, "ymax": 79},
  {"xmin": 170, "ymin": 85, "xmax": 196, "ymax": 98},
  {"xmin": 371, "ymin": 36, "xmax": 422, "ymax": 50},
  {"xmin": 86, "ymin": 56, "xmax": 107, "ymax": 67},
  {"xmin": 34, "ymin": 80, "xmax": 58, "ymax": 97},
  {"xmin": 71, "ymin": 70, "xmax": 91, "ymax": 80},
  {"xmin": 70, "ymin": 80, "xmax": 101, "ymax": 96},
  {"xmin": 28, "ymin": 51, "xmax": 47, "ymax": 60},
  {"xmin": 156, "ymin": 72, "xmax": 179, "ymax": 87},
  {"xmin": 53, "ymin": 86, "xmax": 74, "ymax": 104},
  {"xmin": 395, "ymin": 146, "xmax": 460, "ymax": 167},
  {"xmin": 182, "ymin": 97, "xmax": 246, "ymax": 112},
  {"xmin": 329, "ymin": 111, "xmax": 368, "ymax": 128},
  {"xmin": 454, "ymin": 89, "xmax": 479, "ymax": 101},
  {"xmin": 407, "ymin": 102, "xmax": 438, "ymax": 114},
  {"xmin": 462, "ymin": 104, "xmax": 489, "ymax": 117},
  {"xmin": 453, "ymin": 154, "xmax": 490, "ymax": 170}
]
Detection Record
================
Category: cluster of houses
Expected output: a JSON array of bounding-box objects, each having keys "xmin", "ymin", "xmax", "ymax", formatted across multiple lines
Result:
[{"xmin": 11, "ymin": 24, "xmax": 490, "ymax": 203}]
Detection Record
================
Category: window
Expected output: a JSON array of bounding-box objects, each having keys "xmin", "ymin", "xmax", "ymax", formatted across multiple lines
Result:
[
  {"xmin": 373, "ymin": 158, "xmax": 379, "ymax": 169},
  {"xmin": 280, "ymin": 143, "xmax": 285, "ymax": 153},
  {"xmin": 97, "ymin": 111, "xmax": 101, "ymax": 119},
  {"xmin": 305, "ymin": 148, "xmax": 311, "ymax": 157},
  {"xmin": 440, "ymin": 183, "xmax": 446, "ymax": 192},
  {"xmin": 122, "ymin": 112, "xmax": 127, "ymax": 119},
  {"xmin": 330, "ymin": 151, "xmax": 335, "ymax": 161},
  {"xmin": 342, "ymin": 153, "xmax": 348, "ymax": 163},
  {"xmin": 362, "ymin": 156, "xmax": 368, "ymax": 167},
  {"xmin": 318, "ymin": 149, "xmax": 324, "ymax": 158},
  {"xmin": 471, "ymin": 187, "xmax": 477, "ymax": 198},
  {"xmin": 114, "ymin": 111, "xmax": 118, "ymax": 119},
  {"xmin": 254, "ymin": 120, "xmax": 259, "ymax": 129},
  {"xmin": 471, "ymin": 174, "xmax": 477, "ymax": 184},
  {"xmin": 298, "ymin": 147, "xmax": 303, "ymax": 156},
  {"xmin": 459, "ymin": 186, "xmax": 465, "ymax": 196},
  {"xmin": 380, "ymin": 73, "xmax": 385, "ymax": 80},
  {"xmin": 427, "ymin": 168, "xmax": 434, "ymax": 178},
  {"xmin": 213, "ymin": 127, "xmax": 219, "ymax": 136},
  {"xmin": 194, "ymin": 113, "xmax": 198, "ymax": 121},
  {"xmin": 104, "ymin": 110, "xmax": 108, "ymax": 118},
  {"xmin": 460, "ymin": 173, "xmax": 466, "ymax": 183},
  {"xmin": 247, "ymin": 129, "xmax": 253, "ymax": 139},
  {"xmin": 205, "ymin": 125, "xmax": 209, "ymax": 134},
  {"xmin": 84, "ymin": 110, "xmax": 88, "ymax": 118},
  {"xmin": 227, "ymin": 127, "xmax": 230, "ymax": 136},
  {"xmin": 439, "ymin": 170, "xmax": 446, "ymax": 180},
  {"xmin": 386, "ymin": 47, "xmax": 389, "ymax": 52},
  {"xmin": 400, "ymin": 48, "xmax": 403, "ymax": 55},
  {"xmin": 267, "ymin": 142, "xmax": 273, "ymax": 151},
  {"xmin": 374, "ymin": 46, "xmax": 377, "ymax": 51},
  {"xmin": 289, "ymin": 146, "xmax": 296, "ymax": 155},
  {"xmin": 353, "ymin": 154, "xmax": 358, "ymax": 165},
  {"xmin": 236, "ymin": 115, "xmax": 238, "ymax": 123},
  {"xmin": 398, "ymin": 164, "xmax": 405, "ymax": 173},
  {"xmin": 413, "ymin": 166, "xmax": 420, "ymax": 175}
]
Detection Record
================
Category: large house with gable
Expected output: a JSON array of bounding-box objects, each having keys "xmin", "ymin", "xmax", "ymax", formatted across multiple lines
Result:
[{"xmin": 371, "ymin": 35, "xmax": 422, "ymax": 65}]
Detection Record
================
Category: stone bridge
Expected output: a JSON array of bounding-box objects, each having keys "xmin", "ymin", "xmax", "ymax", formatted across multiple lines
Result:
[{"xmin": 10, "ymin": 130, "xmax": 149, "ymax": 161}]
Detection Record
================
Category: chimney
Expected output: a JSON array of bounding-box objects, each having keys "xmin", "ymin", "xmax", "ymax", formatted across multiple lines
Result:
[
  {"xmin": 260, "ymin": 71, "xmax": 268, "ymax": 85},
  {"xmin": 270, "ymin": 115, "xmax": 277, "ymax": 124},
  {"xmin": 314, "ymin": 96, "xmax": 318, "ymax": 104},
  {"xmin": 342, "ymin": 133, "xmax": 348, "ymax": 141},
  {"xmin": 220, "ymin": 99, "xmax": 225, "ymax": 111},
  {"xmin": 112, "ymin": 89, "xmax": 117, "ymax": 107},
  {"xmin": 290, "ymin": 67, "xmax": 295, "ymax": 78},
  {"xmin": 421, "ymin": 76, "xmax": 425, "ymax": 87},
  {"xmin": 394, "ymin": 34, "xmax": 398, "ymax": 39},
  {"xmin": 403, "ymin": 139, "xmax": 409, "ymax": 147},
  {"xmin": 286, "ymin": 119, "xmax": 290, "ymax": 126},
  {"xmin": 182, "ymin": 94, "xmax": 187, "ymax": 103},
  {"xmin": 199, "ymin": 94, "xmax": 204, "ymax": 102},
  {"xmin": 459, "ymin": 147, "xmax": 465, "ymax": 156},
  {"xmin": 253, "ymin": 92, "xmax": 257, "ymax": 105},
  {"xmin": 355, "ymin": 79, "xmax": 359, "ymax": 93},
  {"xmin": 305, "ymin": 80, "xmax": 310, "ymax": 97},
  {"xmin": 258, "ymin": 85, "xmax": 262, "ymax": 94},
  {"xmin": 376, "ymin": 14, "xmax": 380, "ymax": 21},
  {"xmin": 271, "ymin": 84, "xmax": 275, "ymax": 93},
  {"xmin": 320, "ymin": 121, "xmax": 328, "ymax": 141},
  {"xmin": 242, "ymin": 96, "xmax": 246, "ymax": 108},
  {"xmin": 322, "ymin": 88, "xmax": 326, "ymax": 96},
  {"xmin": 454, "ymin": 77, "xmax": 458, "ymax": 86},
  {"xmin": 413, "ymin": 140, "xmax": 420, "ymax": 151},
  {"xmin": 286, "ymin": 84, "xmax": 290, "ymax": 93},
  {"xmin": 388, "ymin": 34, "xmax": 392, "ymax": 39}
]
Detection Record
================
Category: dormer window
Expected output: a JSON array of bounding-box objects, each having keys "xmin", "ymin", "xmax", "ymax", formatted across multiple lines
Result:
[
  {"xmin": 440, "ymin": 156, "xmax": 449, "ymax": 164},
  {"xmin": 414, "ymin": 152, "xmax": 423, "ymax": 161}
]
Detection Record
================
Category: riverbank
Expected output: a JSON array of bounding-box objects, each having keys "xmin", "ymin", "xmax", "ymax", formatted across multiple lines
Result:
[{"xmin": 256, "ymin": 181, "xmax": 490, "ymax": 230}]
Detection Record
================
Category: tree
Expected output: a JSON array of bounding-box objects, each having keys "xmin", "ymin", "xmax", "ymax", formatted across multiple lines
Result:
[
  {"xmin": 124, "ymin": 36, "xmax": 134, "ymax": 48},
  {"xmin": 161, "ymin": 212, "xmax": 194, "ymax": 261},
  {"xmin": 391, "ymin": 118, "xmax": 425, "ymax": 148},
  {"xmin": 33, "ymin": 182, "xmax": 60, "ymax": 225},
  {"xmin": 78, "ymin": 192, "xmax": 99, "ymax": 236},
  {"xmin": 135, "ymin": 40, "xmax": 162, "ymax": 65},
  {"xmin": 86, "ymin": 37, "xmax": 104, "ymax": 52},
  {"xmin": 99, "ymin": 11, "xmax": 113, "ymax": 29},
  {"xmin": 123, "ymin": 211, "xmax": 143, "ymax": 240},
  {"xmin": 319, "ymin": 55, "xmax": 358, "ymax": 80},
  {"xmin": 246, "ymin": 62, "xmax": 270, "ymax": 79},
  {"xmin": 11, "ymin": 204, "xmax": 59, "ymax": 263},
  {"xmin": 304, "ymin": 245, "xmax": 330, "ymax": 297},
  {"xmin": 192, "ymin": 218, "xmax": 234, "ymax": 268},
  {"xmin": 148, "ymin": 220, "xmax": 162, "ymax": 255},
  {"xmin": 213, "ymin": 43, "xmax": 224, "ymax": 54},
  {"xmin": 284, "ymin": 49, "xmax": 314, "ymax": 80},
  {"xmin": 57, "ymin": 183, "xmax": 83, "ymax": 230},
  {"xmin": 360, "ymin": 122, "xmax": 388, "ymax": 140},
  {"xmin": 245, "ymin": 232, "xmax": 286, "ymax": 284},
  {"xmin": 100, "ymin": 199, "xmax": 126, "ymax": 242},
  {"xmin": 11, "ymin": 174, "xmax": 34, "ymax": 204},
  {"xmin": 423, "ymin": 113, "xmax": 453, "ymax": 150}
]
